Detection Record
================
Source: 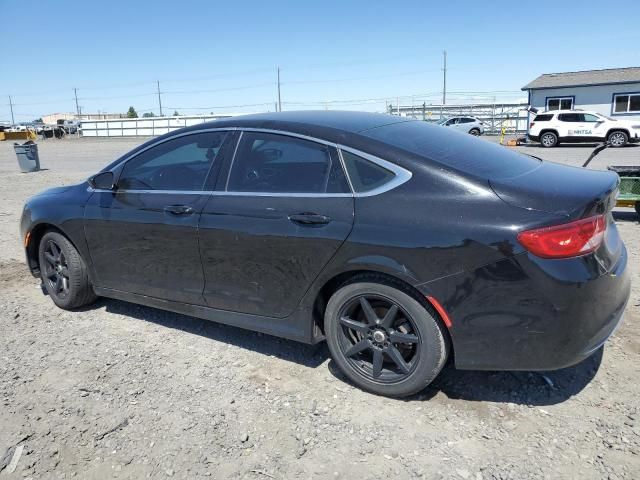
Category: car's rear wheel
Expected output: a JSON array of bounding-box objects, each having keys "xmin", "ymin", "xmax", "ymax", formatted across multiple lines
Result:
[
  {"xmin": 38, "ymin": 231, "xmax": 97, "ymax": 310},
  {"xmin": 324, "ymin": 279, "xmax": 448, "ymax": 397},
  {"xmin": 540, "ymin": 131, "xmax": 558, "ymax": 148},
  {"xmin": 607, "ymin": 131, "xmax": 628, "ymax": 147},
  {"xmin": 469, "ymin": 128, "xmax": 481, "ymax": 136}
]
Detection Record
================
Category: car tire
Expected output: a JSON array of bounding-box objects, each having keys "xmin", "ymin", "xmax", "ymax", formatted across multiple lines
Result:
[
  {"xmin": 635, "ymin": 201, "xmax": 640, "ymax": 220},
  {"xmin": 324, "ymin": 278, "xmax": 449, "ymax": 397},
  {"xmin": 38, "ymin": 231, "xmax": 97, "ymax": 310},
  {"xmin": 540, "ymin": 131, "xmax": 558, "ymax": 148},
  {"xmin": 469, "ymin": 128, "xmax": 481, "ymax": 136},
  {"xmin": 607, "ymin": 131, "xmax": 628, "ymax": 148}
]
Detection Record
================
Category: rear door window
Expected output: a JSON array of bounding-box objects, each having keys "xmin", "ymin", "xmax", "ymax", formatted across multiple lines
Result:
[
  {"xmin": 558, "ymin": 113, "xmax": 583, "ymax": 122},
  {"xmin": 583, "ymin": 114, "xmax": 601, "ymax": 122},
  {"xmin": 226, "ymin": 132, "xmax": 349, "ymax": 194},
  {"xmin": 361, "ymin": 120, "xmax": 540, "ymax": 180}
]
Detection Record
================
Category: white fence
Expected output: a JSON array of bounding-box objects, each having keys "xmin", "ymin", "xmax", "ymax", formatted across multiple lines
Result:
[{"xmin": 80, "ymin": 114, "xmax": 235, "ymax": 137}]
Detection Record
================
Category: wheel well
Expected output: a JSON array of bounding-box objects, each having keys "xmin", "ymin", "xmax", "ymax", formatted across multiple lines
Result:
[
  {"xmin": 26, "ymin": 224, "xmax": 65, "ymax": 275},
  {"xmin": 539, "ymin": 129, "xmax": 558, "ymax": 137},
  {"xmin": 312, "ymin": 270, "xmax": 453, "ymax": 349},
  {"xmin": 607, "ymin": 128, "xmax": 629, "ymax": 138}
]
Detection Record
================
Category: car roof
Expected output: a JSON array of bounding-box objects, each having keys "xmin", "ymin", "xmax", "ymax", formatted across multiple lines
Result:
[
  {"xmin": 102, "ymin": 111, "xmax": 417, "ymax": 172},
  {"xmin": 182, "ymin": 110, "xmax": 410, "ymax": 140},
  {"xmin": 539, "ymin": 109, "xmax": 598, "ymax": 114}
]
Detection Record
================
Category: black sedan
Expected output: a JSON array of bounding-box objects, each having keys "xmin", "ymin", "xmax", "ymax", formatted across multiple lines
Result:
[{"xmin": 21, "ymin": 111, "xmax": 630, "ymax": 397}]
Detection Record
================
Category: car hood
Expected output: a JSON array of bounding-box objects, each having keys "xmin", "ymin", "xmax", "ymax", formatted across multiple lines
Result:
[
  {"xmin": 612, "ymin": 119, "xmax": 640, "ymax": 127},
  {"xmin": 32, "ymin": 184, "xmax": 81, "ymax": 197}
]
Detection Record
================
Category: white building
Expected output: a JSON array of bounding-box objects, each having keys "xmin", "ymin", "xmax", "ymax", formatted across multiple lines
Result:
[{"xmin": 522, "ymin": 67, "xmax": 640, "ymax": 121}]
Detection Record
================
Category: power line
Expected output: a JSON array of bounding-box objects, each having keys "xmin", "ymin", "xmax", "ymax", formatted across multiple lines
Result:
[
  {"xmin": 283, "ymin": 68, "xmax": 440, "ymax": 85},
  {"xmin": 164, "ymin": 102, "xmax": 275, "ymax": 110},
  {"xmin": 163, "ymin": 82, "xmax": 274, "ymax": 95}
]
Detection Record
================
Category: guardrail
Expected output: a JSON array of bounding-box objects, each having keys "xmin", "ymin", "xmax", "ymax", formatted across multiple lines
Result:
[{"xmin": 391, "ymin": 102, "xmax": 530, "ymax": 134}]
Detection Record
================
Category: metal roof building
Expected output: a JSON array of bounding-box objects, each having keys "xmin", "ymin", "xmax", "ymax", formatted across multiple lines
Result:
[{"xmin": 522, "ymin": 67, "xmax": 640, "ymax": 121}]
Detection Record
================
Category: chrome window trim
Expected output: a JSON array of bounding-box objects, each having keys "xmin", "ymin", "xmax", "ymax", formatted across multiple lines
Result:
[
  {"xmin": 87, "ymin": 187, "xmax": 353, "ymax": 198},
  {"xmin": 223, "ymin": 128, "xmax": 412, "ymax": 198},
  {"xmin": 337, "ymin": 144, "xmax": 412, "ymax": 198},
  {"xmin": 89, "ymin": 126, "xmax": 412, "ymax": 198}
]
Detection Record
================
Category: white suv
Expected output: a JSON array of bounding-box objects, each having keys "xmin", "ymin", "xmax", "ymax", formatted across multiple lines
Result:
[
  {"xmin": 437, "ymin": 116, "xmax": 485, "ymax": 135},
  {"xmin": 528, "ymin": 110, "xmax": 640, "ymax": 147}
]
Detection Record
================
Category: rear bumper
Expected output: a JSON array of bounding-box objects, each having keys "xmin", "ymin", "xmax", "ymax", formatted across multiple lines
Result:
[
  {"xmin": 418, "ymin": 244, "xmax": 630, "ymax": 371},
  {"xmin": 527, "ymin": 134, "xmax": 540, "ymax": 142}
]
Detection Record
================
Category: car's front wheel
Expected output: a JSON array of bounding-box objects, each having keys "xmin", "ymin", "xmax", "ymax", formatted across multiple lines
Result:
[
  {"xmin": 607, "ymin": 130, "xmax": 628, "ymax": 147},
  {"xmin": 540, "ymin": 131, "xmax": 558, "ymax": 147},
  {"xmin": 38, "ymin": 231, "xmax": 97, "ymax": 310},
  {"xmin": 324, "ymin": 278, "xmax": 449, "ymax": 397}
]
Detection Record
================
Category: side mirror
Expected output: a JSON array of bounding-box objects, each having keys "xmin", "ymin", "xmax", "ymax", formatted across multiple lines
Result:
[{"xmin": 88, "ymin": 171, "xmax": 115, "ymax": 190}]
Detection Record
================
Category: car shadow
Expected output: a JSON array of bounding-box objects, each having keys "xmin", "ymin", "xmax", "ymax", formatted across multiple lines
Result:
[
  {"xmin": 418, "ymin": 347, "xmax": 603, "ymax": 405},
  {"xmin": 327, "ymin": 348, "xmax": 603, "ymax": 406},
  {"xmin": 613, "ymin": 210, "xmax": 639, "ymax": 222},
  {"xmin": 85, "ymin": 297, "xmax": 602, "ymax": 405},
  {"xmin": 93, "ymin": 297, "xmax": 328, "ymax": 369}
]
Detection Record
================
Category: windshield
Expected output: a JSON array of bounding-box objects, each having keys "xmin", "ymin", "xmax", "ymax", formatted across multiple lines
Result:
[
  {"xmin": 436, "ymin": 118, "xmax": 449, "ymax": 125},
  {"xmin": 362, "ymin": 120, "xmax": 541, "ymax": 180}
]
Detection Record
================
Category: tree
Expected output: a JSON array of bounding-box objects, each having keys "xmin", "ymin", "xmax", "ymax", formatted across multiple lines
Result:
[
  {"xmin": 33, "ymin": 118, "xmax": 43, "ymax": 123},
  {"xmin": 173, "ymin": 110, "xmax": 180, "ymax": 116},
  {"xmin": 126, "ymin": 106, "xmax": 138, "ymax": 118},
  {"xmin": 142, "ymin": 112, "xmax": 155, "ymax": 118}
]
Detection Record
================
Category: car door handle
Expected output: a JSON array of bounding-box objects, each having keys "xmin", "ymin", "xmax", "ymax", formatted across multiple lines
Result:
[
  {"xmin": 288, "ymin": 213, "xmax": 331, "ymax": 225},
  {"xmin": 164, "ymin": 205, "xmax": 194, "ymax": 215}
]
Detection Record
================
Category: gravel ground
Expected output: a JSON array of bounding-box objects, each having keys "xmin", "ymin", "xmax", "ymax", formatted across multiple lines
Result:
[{"xmin": 0, "ymin": 135, "xmax": 639, "ymax": 479}]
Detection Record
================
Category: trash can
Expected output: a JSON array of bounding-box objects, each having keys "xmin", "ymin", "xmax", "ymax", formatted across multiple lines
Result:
[{"xmin": 14, "ymin": 141, "xmax": 40, "ymax": 173}]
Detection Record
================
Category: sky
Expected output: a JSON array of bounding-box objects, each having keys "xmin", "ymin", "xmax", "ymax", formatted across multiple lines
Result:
[{"xmin": 1, "ymin": 0, "xmax": 639, "ymax": 122}]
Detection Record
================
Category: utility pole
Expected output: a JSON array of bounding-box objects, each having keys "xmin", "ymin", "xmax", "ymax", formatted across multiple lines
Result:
[
  {"xmin": 8, "ymin": 95, "xmax": 15, "ymax": 125},
  {"xmin": 277, "ymin": 67, "xmax": 282, "ymax": 112},
  {"xmin": 442, "ymin": 50, "xmax": 447, "ymax": 105},
  {"xmin": 74, "ymin": 88, "xmax": 80, "ymax": 117},
  {"xmin": 156, "ymin": 80, "xmax": 163, "ymax": 117}
]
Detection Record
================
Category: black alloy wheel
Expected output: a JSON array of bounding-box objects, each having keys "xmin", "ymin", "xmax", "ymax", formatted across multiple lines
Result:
[
  {"xmin": 337, "ymin": 294, "xmax": 420, "ymax": 382},
  {"xmin": 42, "ymin": 238, "xmax": 70, "ymax": 299},
  {"xmin": 325, "ymin": 280, "xmax": 449, "ymax": 397},
  {"xmin": 38, "ymin": 231, "xmax": 97, "ymax": 309}
]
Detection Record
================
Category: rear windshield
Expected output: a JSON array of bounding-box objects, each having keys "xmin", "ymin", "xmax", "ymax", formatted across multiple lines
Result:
[
  {"xmin": 361, "ymin": 120, "xmax": 541, "ymax": 179},
  {"xmin": 533, "ymin": 114, "xmax": 553, "ymax": 121}
]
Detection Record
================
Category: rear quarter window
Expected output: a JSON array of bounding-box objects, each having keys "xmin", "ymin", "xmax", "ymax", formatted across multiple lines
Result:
[
  {"xmin": 362, "ymin": 120, "xmax": 540, "ymax": 180},
  {"xmin": 341, "ymin": 150, "xmax": 395, "ymax": 192},
  {"xmin": 533, "ymin": 114, "xmax": 553, "ymax": 121}
]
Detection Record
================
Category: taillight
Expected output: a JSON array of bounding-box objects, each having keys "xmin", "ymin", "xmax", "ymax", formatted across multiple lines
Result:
[
  {"xmin": 529, "ymin": 122, "xmax": 535, "ymax": 129},
  {"xmin": 517, "ymin": 215, "xmax": 606, "ymax": 259}
]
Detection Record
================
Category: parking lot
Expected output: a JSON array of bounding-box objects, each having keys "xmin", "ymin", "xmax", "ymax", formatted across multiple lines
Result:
[{"xmin": 1, "ymin": 136, "xmax": 639, "ymax": 479}]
